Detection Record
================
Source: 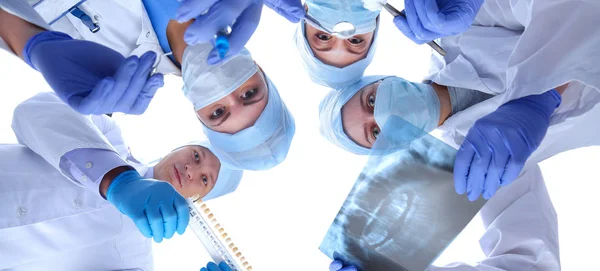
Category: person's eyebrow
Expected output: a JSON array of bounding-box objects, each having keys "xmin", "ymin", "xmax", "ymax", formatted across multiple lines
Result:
[
  {"xmin": 213, "ymin": 112, "xmax": 231, "ymax": 127},
  {"xmin": 359, "ymin": 88, "xmax": 366, "ymax": 112},
  {"xmin": 243, "ymin": 92, "xmax": 266, "ymax": 106},
  {"xmin": 200, "ymin": 148, "xmax": 207, "ymax": 162}
]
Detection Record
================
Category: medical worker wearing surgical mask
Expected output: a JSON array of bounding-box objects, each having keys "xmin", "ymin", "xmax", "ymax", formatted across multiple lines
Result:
[
  {"xmin": 322, "ymin": 77, "xmax": 600, "ymax": 271},
  {"xmin": 0, "ymin": 0, "xmax": 296, "ymax": 171},
  {"xmin": 1, "ymin": 91, "xmax": 244, "ymax": 269}
]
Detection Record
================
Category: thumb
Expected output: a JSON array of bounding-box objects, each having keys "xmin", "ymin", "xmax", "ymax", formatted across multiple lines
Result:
[{"xmin": 393, "ymin": 16, "xmax": 428, "ymax": 45}]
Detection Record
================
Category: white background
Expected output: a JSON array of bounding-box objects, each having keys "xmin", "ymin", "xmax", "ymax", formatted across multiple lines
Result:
[{"xmin": 0, "ymin": 3, "xmax": 598, "ymax": 271}]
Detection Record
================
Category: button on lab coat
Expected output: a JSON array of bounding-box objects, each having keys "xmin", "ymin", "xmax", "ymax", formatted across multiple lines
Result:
[
  {"xmin": 426, "ymin": 0, "xmax": 600, "ymax": 102},
  {"xmin": 0, "ymin": 0, "xmax": 179, "ymax": 75},
  {"xmin": 2, "ymin": 92, "xmax": 153, "ymax": 270}
]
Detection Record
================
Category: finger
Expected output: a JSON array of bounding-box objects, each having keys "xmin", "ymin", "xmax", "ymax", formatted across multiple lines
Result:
[
  {"xmin": 115, "ymin": 52, "xmax": 156, "ymax": 112},
  {"xmin": 206, "ymin": 262, "xmax": 221, "ymax": 271},
  {"xmin": 404, "ymin": 0, "xmax": 437, "ymax": 41},
  {"xmin": 129, "ymin": 73, "xmax": 163, "ymax": 115},
  {"xmin": 482, "ymin": 139, "xmax": 509, "ymax": 200},
  {"xmin": 176, "ymin": 0, "xmax": 218, "ymax": 22},
  {"xmin": 414, "ymin": 0, "xmax": 443, "ymax": 33},
  {"xmin": 69, "ymin": 78, "xmax": 114, "ymax": 115},
  {"xmin": 200, "ymin": 268, "xmax": 208, "ymax": 271},
  {"xmin": 501, "ymin": 136, "xmax": 529, "ymax": 187},
  {"xmin": 264, "ymin": 0, "xmax": 305, "ymax": 23},
  {"xmin": 146, "ymin": 206, "xmax": 165, "ymax": 243},
  {"xmin": 393, "ymin": 16, "xmax": 428, "ymax": 45},
  {"xmin": 422, "ymin": 0, "xmax": 446, "ymax": 32},
  {"xmin": 218, "ymin": 262, "xmax": 233, "ymax": 271},
  {"xmin": 206, "ymin": 3, "xmax": 261, "ymax": 65},
  {"xmin": 330, "ymin": 260, "xmax": 343, "ymax": 271},
  {"xmin": 105, "ymin": 56, "xmax": 140, "ymax": 108},
  {"xmin": 174, "ymin": 194, "xmax": 190, "ymax": 235},
  {"xmin": 159, "ymin": 203, "xmax": 178, "ymax": 239},
  {"xmin": 132, "ymin": 214, "xmax": 153, "ymax": 239},
  {"xmin": 465, "ymin": 131, "xmax": 492, "ymax": 202},
  {"xmin": 340, "ymin": 267, "xmax": 358, "ymax": 271},
  {"xmin": 184, "ymin": 0, "xmax": 246, "ymax": 45},
  {"xmin": 454, "ymin": 139, "xmax": 475, "ymax": 195}
]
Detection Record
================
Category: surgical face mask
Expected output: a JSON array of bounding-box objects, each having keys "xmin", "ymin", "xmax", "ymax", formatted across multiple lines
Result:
[
  {"xmin": 305, "ymin": 0, "xmax": 379, "ymax": 35},
  {"xmin": 181, "ymin": 43, "xmax": 258, "ymax": 110},
  {"xmin": 374, "ymin": 77, "xmax": 441, "ymax": 138}
]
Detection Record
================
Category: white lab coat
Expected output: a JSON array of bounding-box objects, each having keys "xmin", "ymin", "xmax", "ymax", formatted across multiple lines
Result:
[
  {"xmin": 0, "ymin": 0, "xmax": 179, "ymax": 75},
  {"xmin": 426, "ymin": 0, "xmax": 600, "ymax": 103},
  {"xmin": 1, "ymin": 92, "xmax": 153, "ymax": 270},
  {"xmin": 426, "ymin": 75, "xmax": 600, "ymax": 270}
]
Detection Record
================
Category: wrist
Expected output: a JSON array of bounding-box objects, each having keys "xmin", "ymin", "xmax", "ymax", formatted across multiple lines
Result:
[
  {"xmin": 22, "ymin": 31, "xmax": 73, "ymax": 70},
  {"xmin": 100, "ymin": 166, "xmax": 135, "ymax": 199}
]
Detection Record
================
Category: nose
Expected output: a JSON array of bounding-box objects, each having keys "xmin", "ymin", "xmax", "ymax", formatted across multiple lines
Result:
[
  {"xmin": 221, "ymin": 94, "xmax": 242, "ymax": 114},
  {"xmin": 185, "ymin": 165, "xmax": 193, "ymax": 180}
]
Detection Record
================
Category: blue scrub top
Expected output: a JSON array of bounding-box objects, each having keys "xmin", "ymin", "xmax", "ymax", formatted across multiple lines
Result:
[{"xmin": 142, "ymin": 0, "xmax": 178, "ymax": 62}]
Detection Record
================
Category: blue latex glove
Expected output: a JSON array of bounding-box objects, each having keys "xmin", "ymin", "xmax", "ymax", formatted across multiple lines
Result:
[
  {"xmin": 23, "ymin": 31, "xmax": 164, "ymax": 115},
  {"xmin": 106, "ymin": 170, "xmax": 190, "ymax": 243},
  {"xmin": 200, "ymin": 262, "xmax": 232, "ymax": 271},
  {"xmin": 175, "ymin": 0, "xmax": 263, "ymax": 65},
  {"xmin": 454, "ymin": 89, "xmax": 562, "ymax": 201},
  {"xmin": 264, "ymin": 0, "xmax": 305, "ymax": 23},
  {"xmin": 330, "ymin": 260, "xmax": 357, "ymax": 271},
  {"xmin": 393, "ymin": 0, "xmax": 484, "ymax": 44}
]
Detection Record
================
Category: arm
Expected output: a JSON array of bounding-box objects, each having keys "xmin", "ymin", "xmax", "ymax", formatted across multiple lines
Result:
[
  {"xmin": 11, "ymin": 92, "xmax": 129, "ymax": 193},
  {"xmin": 505, "ymin": 0, "xmax": 600, "ymax": 102},
  {"xmin": 0, "ymin": 8, "xmax": 46, "ymax": 57}
]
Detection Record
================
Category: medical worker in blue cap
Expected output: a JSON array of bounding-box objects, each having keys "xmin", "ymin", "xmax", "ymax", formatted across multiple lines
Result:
[{"xmin": 4, "ymin": 91, "xmax": 243, "ymax": 269}]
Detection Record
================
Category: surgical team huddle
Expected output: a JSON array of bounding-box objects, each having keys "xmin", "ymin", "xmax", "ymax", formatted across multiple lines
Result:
[{"xmin": 0, "ymin": 0, "xmax": 598, "ymax": 270}]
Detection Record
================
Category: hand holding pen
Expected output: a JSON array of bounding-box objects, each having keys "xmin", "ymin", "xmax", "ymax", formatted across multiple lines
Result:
[{"xmin": 175, "ymin": 0, "xmax": 264, "ymax": 64}]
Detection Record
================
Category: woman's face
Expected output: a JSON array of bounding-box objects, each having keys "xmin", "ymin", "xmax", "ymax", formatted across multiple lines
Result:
[
  {"xmin": 305, "ymin": 23, "xmax": 375, "ymax": 68},
  {"xmin": 197, "ymin": 71, "xmax": 269, "ymax": 134},
  {"xmin": 341, "ymin": 82, "xmax": 381, "ymax": 149},
  {"xmin": 154, "ymin": 145, "xmax": 221, "ymax": 198}
]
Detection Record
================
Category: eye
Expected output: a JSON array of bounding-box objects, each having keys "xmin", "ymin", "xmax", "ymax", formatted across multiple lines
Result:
[
  {"xmin": 241, "ymin": 88, "xmax": 257, "ymax": 100},
  {"xmin": 211, "ymin": 107, "xmax": 225, "ymax": 119},
  {"xmin": 316, "ymin": 33, "xmax": 331, "ymax": 41},
  {"xmin": 348, "ymin": 37, "xmax": 364, "ymax": 44},
  {"xmin": 372, "ymin": 126, "xmax": 381, "ymax": 139},
  {"xmin": 202, "ymin": 175, "xmax": 208, "ymax": 186},
  {"xmin": 194, "ymin": 151, "xmax": 200, "ymax": 163},
  {"xmin": 368, "ymin": 94, "xmax": 375, "ymax": 108}
]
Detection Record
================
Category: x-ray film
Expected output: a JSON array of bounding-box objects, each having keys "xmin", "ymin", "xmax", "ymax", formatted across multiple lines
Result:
[{"xmin": 320, "ymin": 116, "xmax": 486, "ymax": 271}]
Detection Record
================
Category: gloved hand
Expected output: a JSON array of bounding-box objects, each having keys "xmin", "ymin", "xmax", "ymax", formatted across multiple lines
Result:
[
  {"xmin": 330, "ymin": 260, "xmax": 357, "ymax": 271},
  {"xmin": 454, "ymin": 89, "xmax": 562, "ymax": 201},
  {"xmin": 264, "ymin": 0, "xmax": 305, "ymax": 23},
  {"xmin": 200, "ymin": 262, "xmax": 232, "ymax": 271},
  {"xmin": 393, "ymin": 0, "xmax": 484, "ymax": 44},
  {"xmin": 106, "ymin": 170, "xmax": 190, "ymax": 243},
  {"xmin": 175, "ymin": 0, "xmax": 263, "ymax": 65},
  {"xmin": 23, "ymin": 31, "xmax": 164, "ymax": 115}
]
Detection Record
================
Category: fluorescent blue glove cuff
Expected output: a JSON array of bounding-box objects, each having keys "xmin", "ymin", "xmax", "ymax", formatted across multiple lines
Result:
[
  {"xmin": 23, "ymin": 31, "xmax": 73, "ymax": 70},
  {"xmin": 106, "ymin": 169, "xmax": 142, "ymax": 204}
]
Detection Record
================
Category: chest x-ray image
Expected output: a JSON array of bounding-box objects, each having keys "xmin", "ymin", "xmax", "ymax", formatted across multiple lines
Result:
[{"xmin": 320, "ymin": 116, "xmax": 486, "ymax": 271}]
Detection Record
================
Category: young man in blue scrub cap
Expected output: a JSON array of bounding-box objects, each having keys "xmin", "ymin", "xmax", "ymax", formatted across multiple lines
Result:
[
  {"xmin": 3, "ymin": 91, "xmax": 243, "ymax": 269},
  {"xmin": 294, "ymin": 0, "xmax": 380, "ymax": 89}
]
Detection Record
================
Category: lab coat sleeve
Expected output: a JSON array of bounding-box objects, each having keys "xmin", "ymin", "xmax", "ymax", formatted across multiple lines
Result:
[
  {"xmin": 0, "ymin": 0, "xmax": 51, "ymax": 55},
  {"xmin": 429, "ymin": 167, "xmax": 560, "ymax": 271},
  {"xmin": 505, "ymin": 0, "xmax": 600, "ymax": 102},
  {"xmin": 11, "ymin": 92, "xmax": 128, "ymax": 192}
]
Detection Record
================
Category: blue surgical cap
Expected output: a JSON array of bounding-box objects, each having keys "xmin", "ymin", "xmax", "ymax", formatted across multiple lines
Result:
[
  {"xmin": 202, "ymin": 75, "xmax": 296, "ymax": 171},
  {"xmin": 319, "ymin": 75, "xmax": 391, "ymax": 155},
  {"xmin": 184, "ymin": 141, "xmax": 244, "ymax": 201},
  {"xmin": 294, "ymin": 1, "xmax": 380, "ymax": 89}
]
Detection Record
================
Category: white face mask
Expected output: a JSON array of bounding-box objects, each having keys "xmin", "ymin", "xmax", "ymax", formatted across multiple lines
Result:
[
  {"xmin": 181, "ymin": 43, "xmax": 258, "ymax": 110},
  {"xmin": 374, "ymin": 77, "xmax": 441, "ymax": 139}
]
